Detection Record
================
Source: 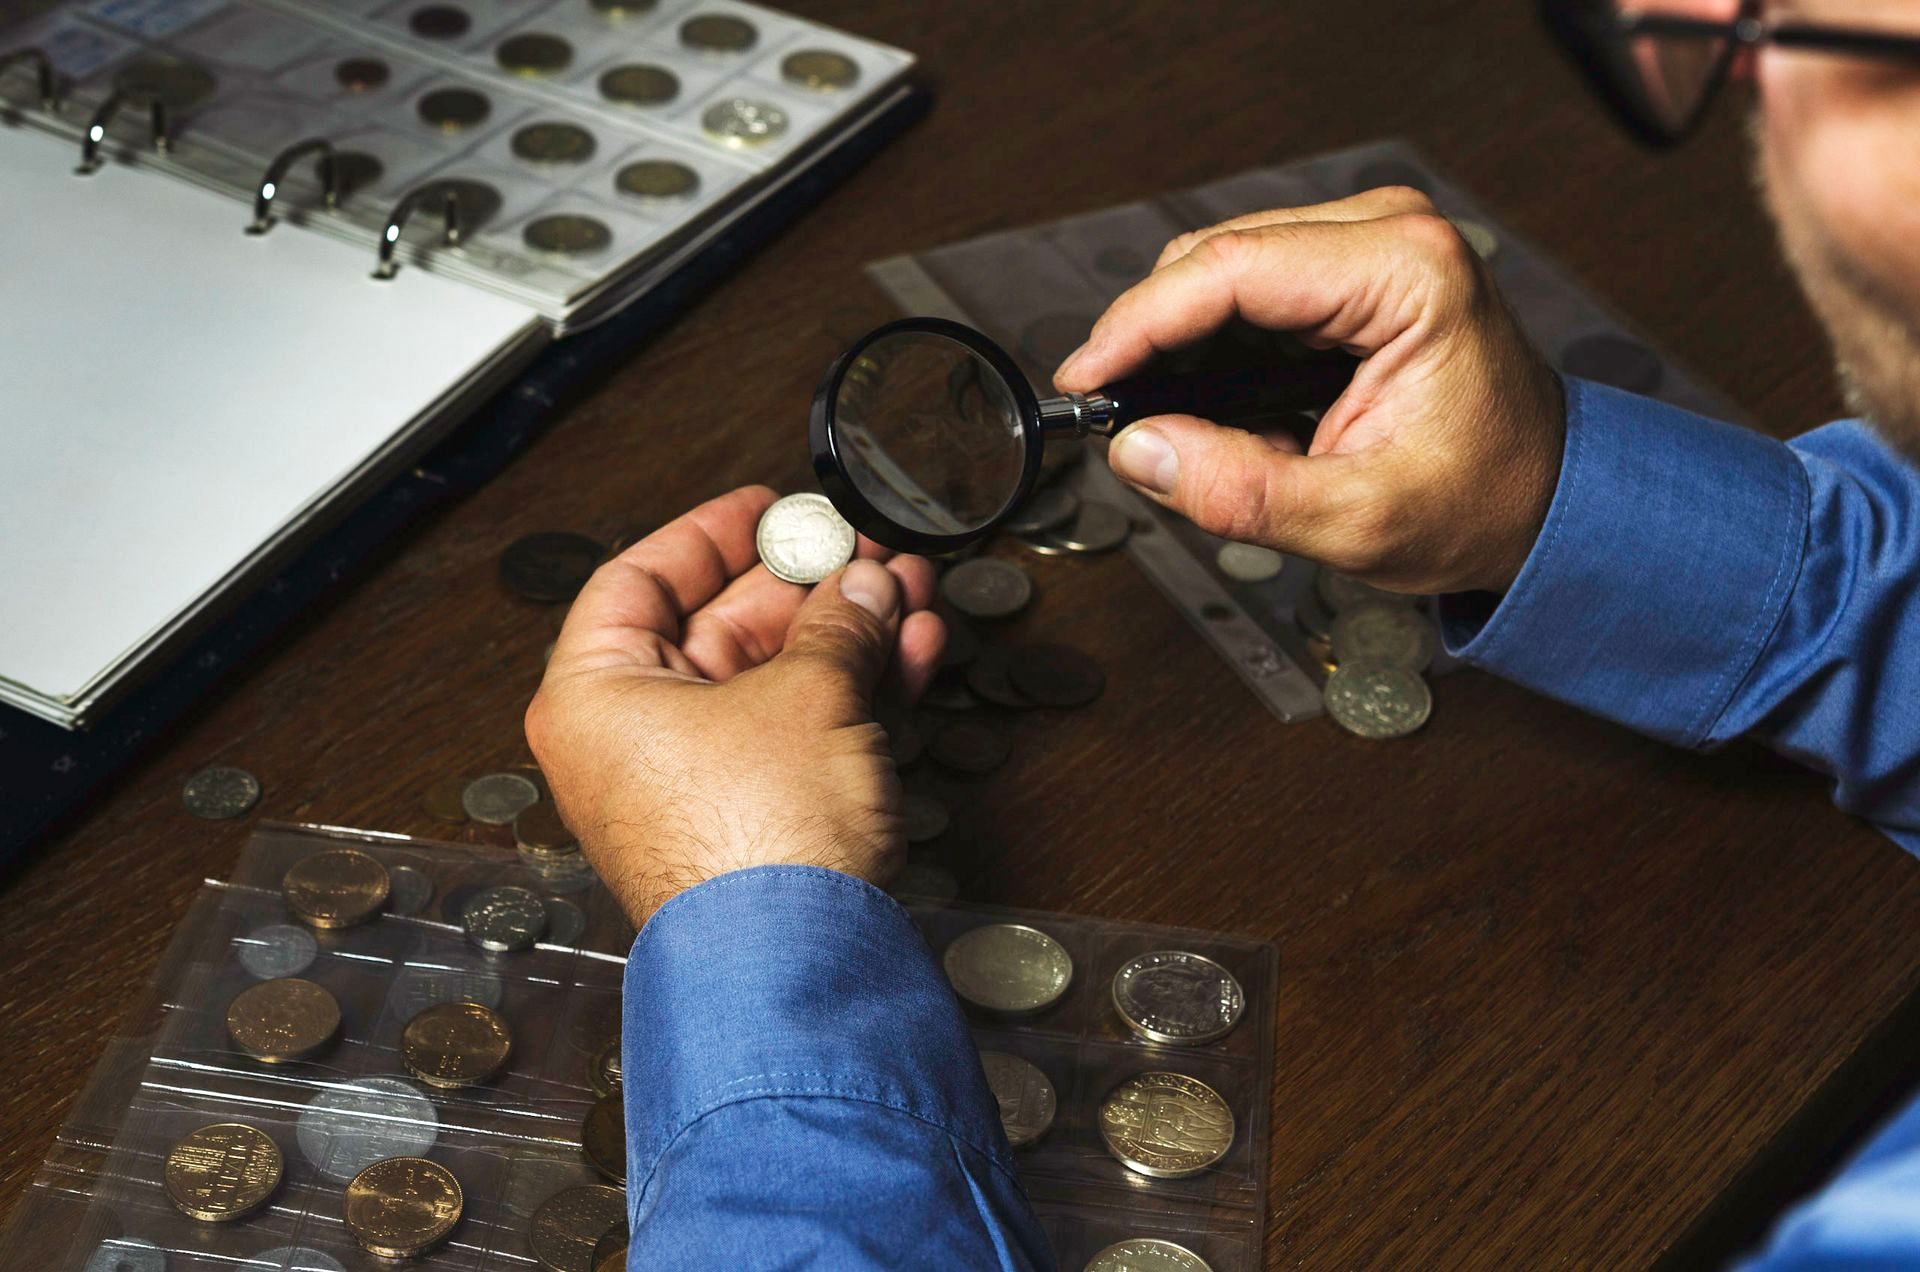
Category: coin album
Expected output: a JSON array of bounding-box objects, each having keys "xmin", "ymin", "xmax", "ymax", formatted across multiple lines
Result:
[{"xmin": 2, "ymin": 824, "xmax": 1277, "ymax": 1269}]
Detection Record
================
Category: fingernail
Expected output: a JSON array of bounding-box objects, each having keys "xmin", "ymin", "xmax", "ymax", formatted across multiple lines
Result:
[
  {"xmin": 839, "ymin": 559, "xmax": 897, "ymax": 619},
  {"xmin": 1112, "ymin": 426, "xmax": 1178, "ymax": 495},
  {"xmin": 1056, "ymin": 341, "xmax": 1090, "ymax": 380}
]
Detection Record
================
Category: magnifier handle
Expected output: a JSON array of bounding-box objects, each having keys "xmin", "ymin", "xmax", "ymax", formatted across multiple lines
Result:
[{"xmin": 1103, "ymin": 354, "xmax": 1359, "ymax": 429}]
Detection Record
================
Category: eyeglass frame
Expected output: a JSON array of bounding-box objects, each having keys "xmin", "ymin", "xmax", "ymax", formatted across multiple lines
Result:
[{"xmin": 1540, "ymin": 0, "xmax": 1920, "ymax": 147}]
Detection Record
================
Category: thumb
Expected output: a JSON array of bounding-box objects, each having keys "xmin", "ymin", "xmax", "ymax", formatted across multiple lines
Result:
[
  {"xmin": 778, "ymin": 558, "xmax": 902, "ymax": 702},
  {"xmin": 1108, "ymin": 415, "xmax": 1361, "ymax": 559}
]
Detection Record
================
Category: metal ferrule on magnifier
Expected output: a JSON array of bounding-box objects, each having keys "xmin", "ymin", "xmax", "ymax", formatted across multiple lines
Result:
[{"xmin": 1035, "ymin": 391, "xmax": 1119, "ymax": 437}]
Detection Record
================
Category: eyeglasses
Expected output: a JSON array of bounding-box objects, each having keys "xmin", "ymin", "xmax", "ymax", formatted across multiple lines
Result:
[{"xmin": 1541, "ymin": 1, "xmax": 1920, "ymax": 146}]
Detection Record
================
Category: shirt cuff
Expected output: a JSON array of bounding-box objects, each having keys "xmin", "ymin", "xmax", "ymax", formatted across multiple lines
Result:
[
  {"xmin": 1440, "ymin": 377, "xmax": 1809, "ymax": 748},
  {"xmin": 620, "ymin": 865, "xmax": 1011, "ymax": 1194}
]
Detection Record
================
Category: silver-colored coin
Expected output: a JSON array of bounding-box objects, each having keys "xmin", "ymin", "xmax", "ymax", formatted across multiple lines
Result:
[
  {"xmin": 756, "ymin": 493, "xmax": 856, "ymax": 584},
  {"xmin": 183, "ymin": 766, "xmax": 261, "ymax": 819},
  {"xmin": 1323, "ymin": 662, "xmax": 1432, "ymax": 739},
  {"xmin": 1330, "ymin": 602, "xmax": 1437, "ymax": 672},
  {"xmin": 979, "ymin": 1050, "xmax": 1055, "ymax": 1148},
  {"xmin": 236, "ymin": 923, "xmax": 318, "ymax": 980},
  {"xmin": 941, "ymin": 559, "xmax": 1033, "ymax": 620},
  {"xmin": 297, "ymin": 1077, "xmax": 438, "ymax": 1184},
  {"xmin": 387, "ymin": 966, "xmax": 505, "ymax": 1016},
  {"xmin": 1112, "ymin": 950, "xmax": 1245, "ymax": 1045},
  {"xmin": 1314, "ymin": 565, "xmax": 1415, "ymax": 615},
  {"xmin": 246, "ymin": 1249, "xmax": 348, "ymax": 1272},
  {"xmin": 701, "ymin": 97, "xmax": 787, "ymax": 149},
  {"xmin": 1015, "ymin": 531, "xmax": 1072, "ymax": 558},
  {"xmin": 522, "ymin": 848, "xmax": 597, "ymax": 891},
  {"xmin": 1050, "ymin": 502, "xmax": 1130, "ymax": 553},
  {"xmin": 1215, "ymin": 542, "xmax": 1284, "ymax": 583},
  {"xmin": 1098, "ymin": 1071, "xmax": 1235, "ymax": 1179},
  {"xmin": 462, "ymin": 773, "xmax": 540, "ymax": 824},
  {"xmin": 944, "ymin": 924, "xmax": 1072, "ymax": 1015},
  {"xmin": 1084, "ymin": 1238, "xmax": 1213, "ymax": 1272},
  {"xmin": 889, "ymin": 860, "xmax": 957, "ymax": 903},
  {"xmin": 1449, "ymin": 216, "xmax": 1499, "ymax": 260},
  {"xmin": 85, "ymin": 1238, "xmax": 165, "ymax": 1272},
  {"xmin": 1002, "ymin": 487, "xmax": 1079, "ymax": 537},
  {"xmin": 901, "ymin": 792, "xmax": 949, "ymax": 843},
  {"xmin": 543, "ymin": 897, "xmax": 588, "ymax": 947},
  {"xmin": 388, "ymin": 865, "xmax": 435, "ymax": 916},
  {"xmin": 464, "ymin": 885, "xmax": 548, "ymax": 951}
]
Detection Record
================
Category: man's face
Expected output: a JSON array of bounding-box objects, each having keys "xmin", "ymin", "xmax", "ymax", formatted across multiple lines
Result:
[{"xmin": 1752, "ymin": 0, "xmax": 1920, "ymax": 454}]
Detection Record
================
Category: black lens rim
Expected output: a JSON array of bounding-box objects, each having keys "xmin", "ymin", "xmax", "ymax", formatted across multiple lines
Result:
[
  {"xmin": 1538, "ymin": 0, "xmax": 1740, "ymax": 147},
  {"xmin": 810, "ymin": 316, "xmax": 1045, "ymax": 556}
]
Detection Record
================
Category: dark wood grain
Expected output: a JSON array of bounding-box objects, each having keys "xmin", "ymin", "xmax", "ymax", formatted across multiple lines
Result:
[{"xmin": 5, "ymin": 1, "xmax": 1918, "ymax": 1267}]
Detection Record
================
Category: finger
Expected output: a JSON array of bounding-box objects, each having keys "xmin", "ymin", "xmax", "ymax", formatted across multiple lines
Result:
[
  {"xmin": 553, "ymin": 485, "xmax": 777, "ymax": 670},
  {"xmin": 893, "ymin": 610, "xmax": 945, "ymax": 703},
  {"xmin": 677, "ymin": 563, "xmax": 809, "ymax": 681},
  {"xmin": 778, "ymin": 558, "xmax": 903, "ymax": 704},
  {"xmin": 884, "ymin": 554, "xmax": 938, "ymax": 614},
  {"xmin": 1106, "ymin": 415, "xmax": 1372, "ymax": 562},
  {"xmin": 1055, "ymin": 213, "xmax": 1462, "ymax": 392},
  {"xmin": 1151, "ymin": 185, "xmax": 1436, "ymax": 272}
]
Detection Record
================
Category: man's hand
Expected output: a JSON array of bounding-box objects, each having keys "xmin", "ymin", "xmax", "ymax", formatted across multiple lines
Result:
[
  {"xmin": 524, "ymin": 486, "xmax": 944, "ymax": 925},
  {"xmin": 1055, "ymin": 187, "xmax": 1566, "ymax": 595}
]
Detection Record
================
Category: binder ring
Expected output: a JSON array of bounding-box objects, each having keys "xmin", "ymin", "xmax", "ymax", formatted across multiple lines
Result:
[
  {"xmin": 374, "ymin": 186, "xmax": 462, "ymax": 280},
  {"xmin": 77, "ymin": 92, "xmax": 168, "ymax": 173},
  {"xmin": 0, "ymin": 46, "xmax": 59, "ymax": 111},
  {"xmin": 249, "ymin": 137, "xmax": 340, "ymax": 234}
]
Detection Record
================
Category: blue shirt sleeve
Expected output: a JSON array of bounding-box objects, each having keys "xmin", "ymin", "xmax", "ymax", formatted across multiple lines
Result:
[
  {"xmin": 1440, "ymin": 376, "xmax": 1920, "ymax": 855},
  {"xmin": 619, "ymin": 865, "xmax": 1055, "ymax": 1269}
]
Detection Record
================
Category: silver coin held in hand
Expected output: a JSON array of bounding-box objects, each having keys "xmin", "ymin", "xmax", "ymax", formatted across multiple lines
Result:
[{"xmin": 756, "ymin": 493, "xmax": 857, "ymax": 584}]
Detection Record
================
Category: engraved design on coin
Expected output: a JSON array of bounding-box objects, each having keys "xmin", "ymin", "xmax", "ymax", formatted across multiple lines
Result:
[
  {"xmin": 511, "ymin": 121, "xmax": 597, "ymax": 164},
  {"xmin": 529, "ymin": 1183, "xmax": 626, "ymax": 1272},
  {"xmin": 600, "ymin": 63, "xmax": 679, "ymax": 106},
  {"xmin": 781, "ymin": 49, "xmax": 859, "ymax": 91},
  {"xmin": 283, "ymin": 848, "xmax": 391, "ymax": 929},
  {"xmin": 227, "ymin": 977, "xmax": 342, "ymax": 1063},
  {"xmin": 401, "ymin": 1000, "xmax": 513, "ymax": 1088},
  {"xmin": 701, "ymin": 97, "xmax": 788, "ymax": 149},
  {"xmin": 944, "ymin": 923, "xmax": 1073, "ymax": 1014},
  {"xmin": 299, "ymin": 1077, "xmax": 439, "ymax": 1184},
  {"xmin": 462, "ymin": 773, "xmax": 541, "ymax": 825},
  {"xmin": 1329, "ymin": 602, "xmax": 1437, "ymax": 672},
  {"xmin": 388, "ymin": 966, "xmax": 505, "ymax": 1016},
  {"xmin": 1112, "ymin": 951, "xmax": 1245, "ymax": 1045},
  {"xmin": 344, "ymin": 1156, "xmax": 463, "ymax": 1258},
  {"xmin": 615, "ymin": 158, "xmax": 700, "ymax": 200},
  {"xmin": 464, "ymin": 884, "xmax": 548, "ymax": 951},
  {"xmin": 941, "ymin": 558, "xmax": 1034, "ymax": 620},
  {"xmin": 590, "ymin": 1036, "xmax": 622, "ymax": 1098},
  {"xmin": 183, "ymin": 765, "xmax": 261, "ymax": 819},
  {"xmin": 680, "ymin": 13, "xmax": 757, "ymax": 52},
  {"xmin": 1083, "ymin": 1238, "xmax": 1215, "ymax": 1271},
  {"xmin": 756, "ymin": 493, "xmax": 856, "ymax": 584},
  {"xmin": 164, "ymin": 1122, "xmax": 282, "ymax": 1222},
  {"xmin": 524, "ymin": 214, "xmax": 614, "ymax": 256},
  {"xmin": 1215, "ymin": 542, "xmax": 1284, "ymax": 583},
  {"xmin": 236, "ymin": 923, "xmax": 318, "ymax": 980},
  {"xmin": 1097, "ymin": 1071, "xmax": 1235, "ymax": 1179},
  {"xmin": 979, "ymin": 1050, "xmax": 1056, "ymax": 1148},
  {"xmin": 1323, "ymin": 662, "xmax": 1432, "ymax": 739}
]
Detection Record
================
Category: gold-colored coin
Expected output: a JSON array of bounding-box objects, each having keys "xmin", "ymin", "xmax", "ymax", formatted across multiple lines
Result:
[
  {"xmin": 1097, "ymin": 1071, "xmax": 1235, "ymax": 1180},
  {"xmin": 614, "ymin": 159, "xmax": 699, "ymax": 201},
  {"xmin": 581, "ymin": 1094, "xmax": 626, "ymax": 1183},
  {"xmin": 402, "ymin": 1000, "xmax": 512, "ymax": 1089},
  {"xmin": 423, "ymin": 775, "xmax": 469, "ymax": 824},
  {"xmin": 523, "ymin": 214, "xmax": 613, "ymax": 256},
  {"xmin": 417, "ymin": 86, "xmax": 492, "ymax": 132},
  {"xmin": 781, "ymin": 49, "xmax": 859, "ymax": 92},
  {"xmin": 344, "ymin": 1156, "xmax": 463, "ymax": 1258},
  {"xmin": 588, "ymin": 0, "xmax": 656, "ymax": 14},
  {"xmin": 589, "ymin": 1036, "xmax": 622, "ymax": 1097},
  {"xmin": 680, "ymin": 13, "xmax": 756, "ymax": 52},
  {"xmin": 514, "ymin": 798, "xmax": 576, "ymax": 854},
  {"xmin": 511, "ymin": 121, "xmax": 597, "ymax": 164},
  {"xmin": 498, "ymin": 32, "xmax": 574, "ymax": 77},
  {"xmin": 592, "ymin": 1224, "xmax": 629, "ymax": 1272},
  {"xmin": 227, "ymin": 977, "xmax": 342, "ymax": 1064},
  {"xmin": 282, "ymin": 848, "xmax": 390, "ymax": 929},
  {"xmin": 408, "ymin": 4, "xmax": 470, "ymax": 39},
  {"xmin": 597, "ymin": 62, "xmax": 679, "ymax": 106},
  {"xmin": 334, "ymin": 57, "xmax": 390, "ymax": 92},
  {"xmin": 529, "ymin": 1184, "xmax": 626, "ymax": 1272},
  {"xmin": 113, "ymin": 59, "xmax": 217, "ymax": 111},
  {"xmin": 164, "ymin": 1123, "xmax": 282, "ymax": 1222}
]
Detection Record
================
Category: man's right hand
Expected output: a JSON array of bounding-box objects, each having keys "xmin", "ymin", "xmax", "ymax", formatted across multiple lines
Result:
[{"xmin": 1054, "ymin": 186, "xmax": 1567, "ymax": 596}]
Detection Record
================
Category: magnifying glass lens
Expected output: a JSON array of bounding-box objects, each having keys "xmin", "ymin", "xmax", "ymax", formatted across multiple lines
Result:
[{"xmin": 834, "ymin": 331, "xmax": 1027, "ymax": 538}]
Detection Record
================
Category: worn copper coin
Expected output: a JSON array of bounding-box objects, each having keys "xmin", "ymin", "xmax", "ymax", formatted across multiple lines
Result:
[
  {"xmin": 929, "ymin": 719, "xmax": 1011, "ymax": 775},
  {"xmin": 1098, "ymin": 1071, "xmax": 1235, "ymax": 1179},
  {"xmin": 781, "ymin": 48, "xmax": 859, "ymax": 91},
  {"xmin": 283, "ymin": 849, "xmax": 390, "ymax": 929},
  {"xmin": 1007, "ymin": 644, "xmax": 1106, "ymax": 708},
  {"xmin": 164, "ymin": 1122, "xmax": 282, "ymax": 1222},
  {"xmin": 401, "ymin": 1000, "xmax": 513, "ymax": 1088},
  {"xmin": 592, "ymin": 1224, "xmax": 630, "ymax": 1272},
  {"xmin": 498, "ymin": 32, "xmax": 574, "ymax": 76},
  {"xmin": 582, "ymin": 1094, "xmax": 626, "ymax": 1183},
  {"xmin": 941, "ymin": 559, "xmax": 1033, "ymax": 621},
  {"xmin": 524, "ymin": 214, "xmax": 613, "ymax": 255},
  {"xmin": 615, "ymin": 158, "xmax": 699, "ymax": 200},
  {"xmin": 599, "ymin": 63, "xmax": 679, "ymax": 106},
  {"xmin": 344, "ymin": 1157, "xmax": 463, "ymax": 1258},
  {"xmin": 183, "ymin": 766, "xmax": 261, "ymax": 819},
  {"xmin": 423, "ymin": 775, "xmax": 469, "ymax": 824},
  {"xmin": 680, "ymin": 13, "xmax": 757, "ymax": 51},
  {"xmin": 514, "ymin": 799, "xmax": 575, "ymax": 854},
  {"xmin": 334, "ymin": 57, "xmax": 390, "ymax": 92},
  {"xmin": 965, "ymin": 648, "xmax": 1033, "ymax": 709},
  {"xmin": 417, "ymin": 86, "xmax": 490, "ymax": 131},
  {"xmin": 228, "ymin": 977, "xmax": 342, "ymax": 1063},
  {"xmin": 408, "ymin": 5, "xmax": 470, "ymax": 38},
  {"xmin": 530, "ymin": 1184, "xmax": 626, "ymax": 1272},
  {"xmin": 512, "ymin": 121, "xmax": 597, "ymax": 164}
]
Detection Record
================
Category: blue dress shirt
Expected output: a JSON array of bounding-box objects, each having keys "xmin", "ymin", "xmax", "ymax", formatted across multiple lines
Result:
[{"xmin": 621, "ymin": 379, "xmax": 1920, "ymax": 1267}]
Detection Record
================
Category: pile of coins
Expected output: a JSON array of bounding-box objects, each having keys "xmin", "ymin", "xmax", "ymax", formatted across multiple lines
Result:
[{"xmin": 1298, "ymin": 565, "xmax": 1436, "ymax": 740}]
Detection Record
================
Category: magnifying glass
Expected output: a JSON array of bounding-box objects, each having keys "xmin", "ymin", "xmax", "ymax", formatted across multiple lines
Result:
[{"xmin": 811, "ymin": 317, "xmax": 1359, "ymax": 554}]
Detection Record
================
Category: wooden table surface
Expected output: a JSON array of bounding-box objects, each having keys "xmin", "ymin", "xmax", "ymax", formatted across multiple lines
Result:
[{"xmin": 7, "ymin": 1, "xmax": 1920, "ymax": 1267}]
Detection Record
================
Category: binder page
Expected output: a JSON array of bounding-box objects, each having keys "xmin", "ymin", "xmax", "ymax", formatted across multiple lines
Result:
[{"xmin": 0, "ymin": 124, "xmax": 541, "ymax": 713}]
